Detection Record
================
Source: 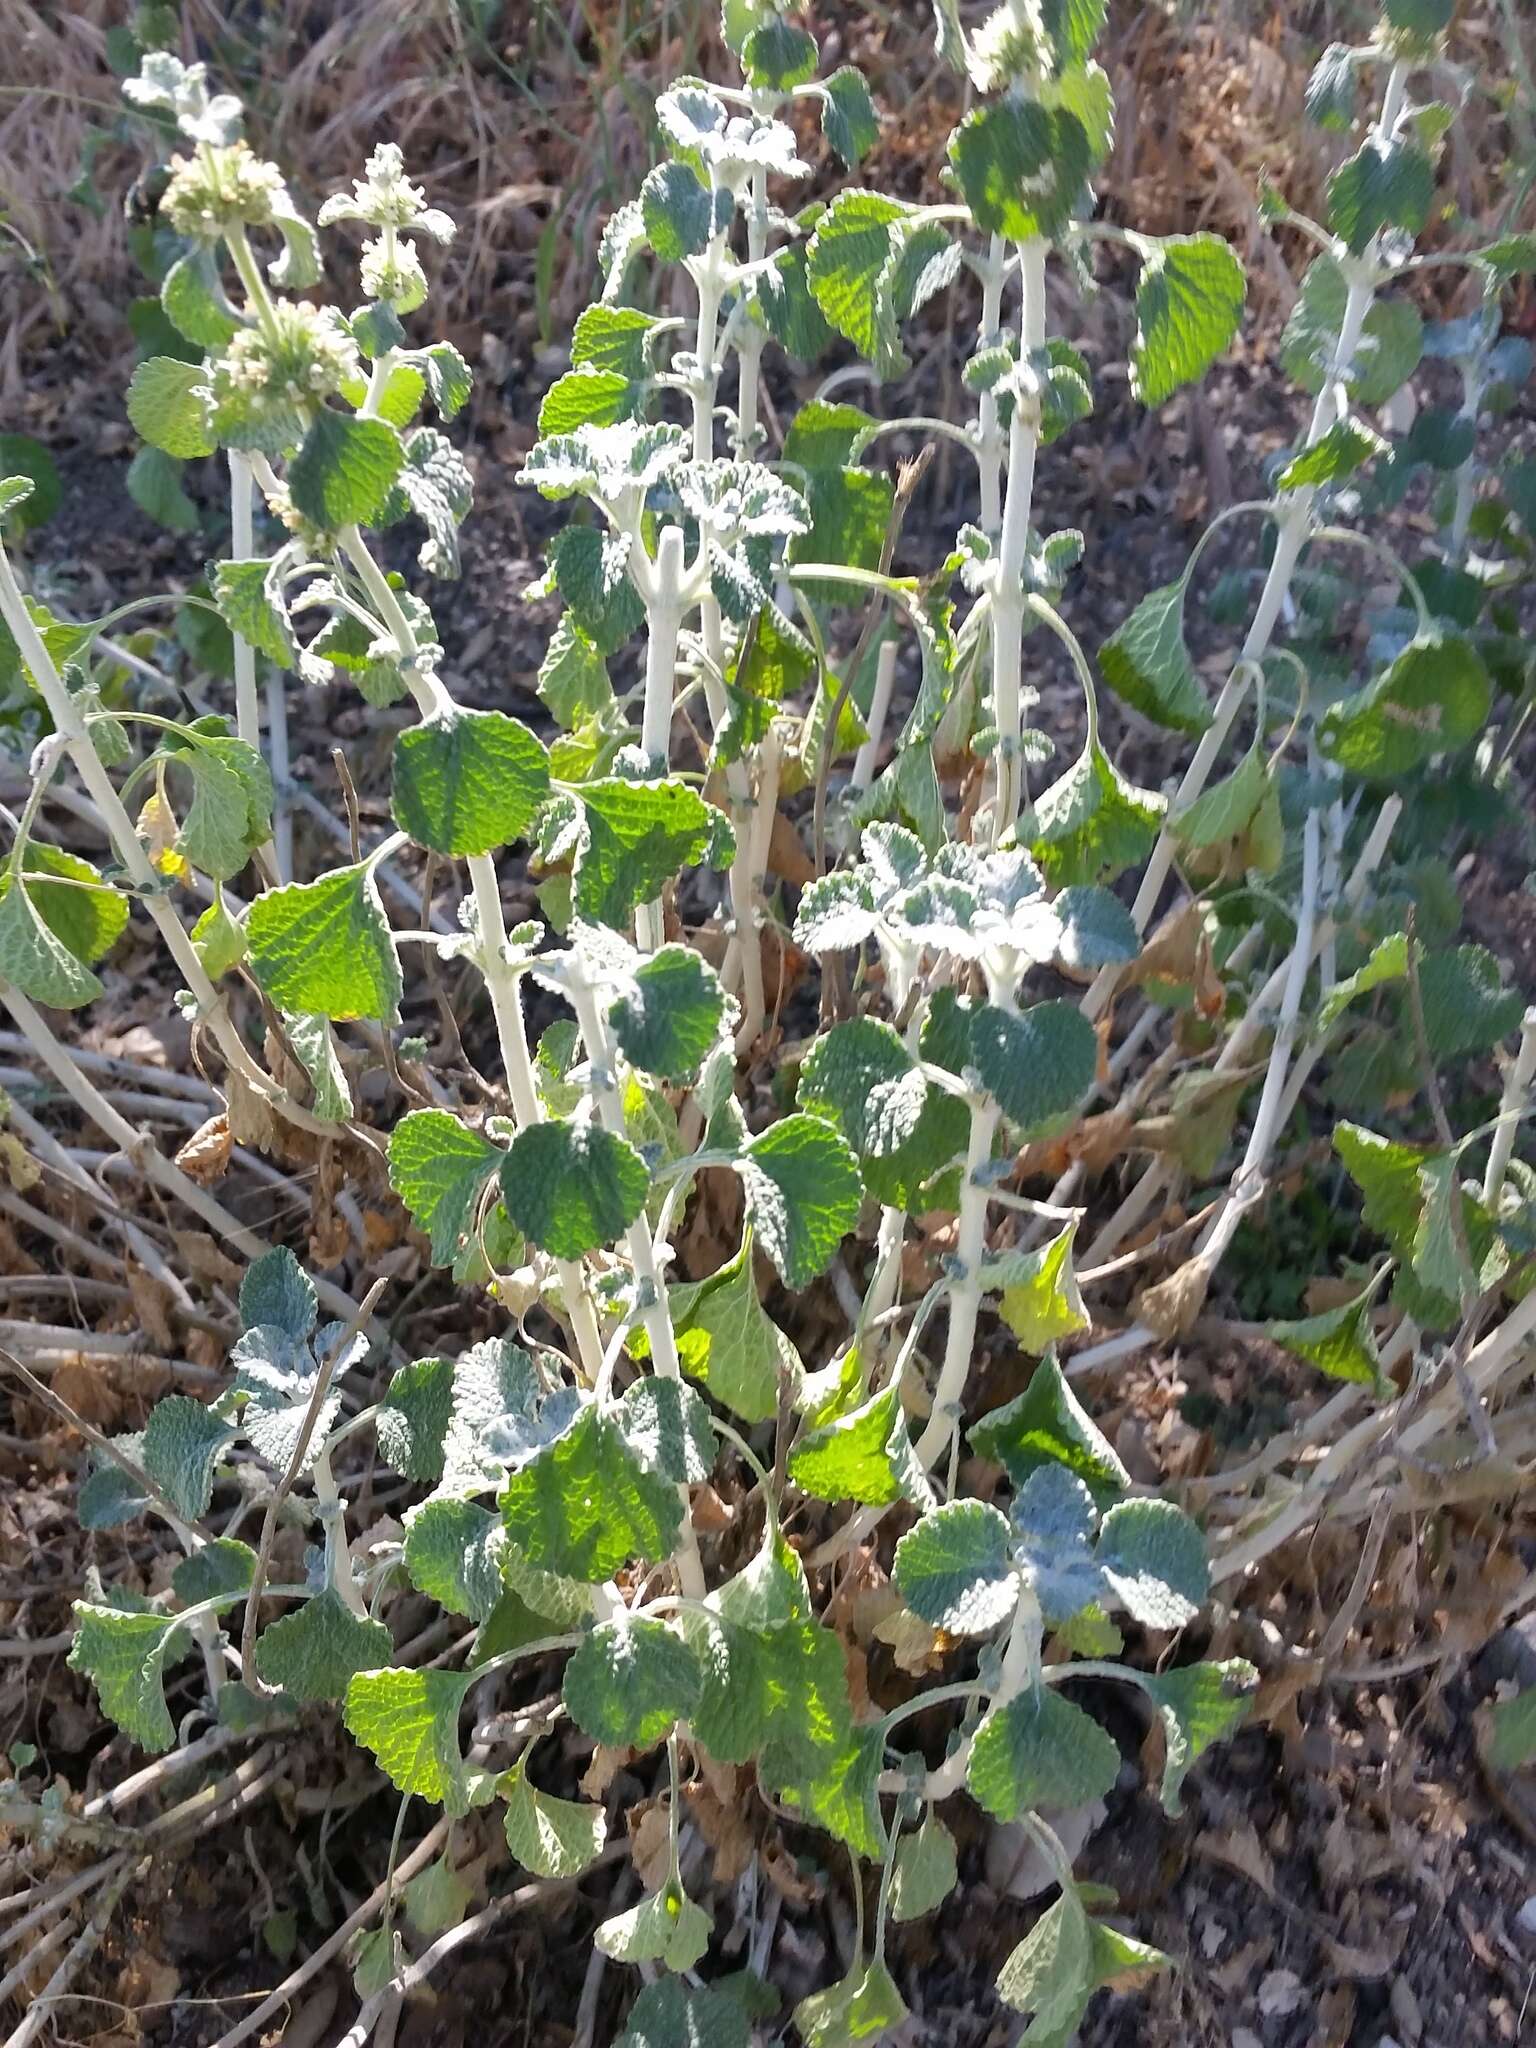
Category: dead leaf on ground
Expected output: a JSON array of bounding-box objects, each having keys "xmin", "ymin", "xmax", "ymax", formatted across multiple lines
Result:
[{"xmin": 174, "ymin": 1113, "xmax": 232, "ymax": 1186}]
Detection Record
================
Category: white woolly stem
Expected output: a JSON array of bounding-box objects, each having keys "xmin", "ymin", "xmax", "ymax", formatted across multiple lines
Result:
[{"xmin": 568, "ymin": 980, "xmax": 707, "ymax": 1602}]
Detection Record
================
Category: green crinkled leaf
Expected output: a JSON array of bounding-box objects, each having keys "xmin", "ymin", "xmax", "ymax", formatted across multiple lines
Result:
[
  {"xmin": 69, "ymin": 1603, "xmax": 188, "ymax": 1753},
  {"xmin": 1099, "ymin": 578, "xmax": 1210, "ymax": 734},
  {"xmin": 172, "ymin": 1538, "xmax": 257, "ymax": 1605},
  {"xmin": 126, "ymin": 355, "xmax": 213, "ymax": 459},
  {"xmin": 240, "ymin": 1245, "xmax": 316, "ymax": 1342},
  {"xmin": 969, "ymin": 1000, "xmax": 1099, "ymax": 1136},
  {"xmin": 499, "ymin": 1398, "xmax": 682, "ymax": 1581},
  {"xmin": 1172, "ymin": 744, "xmax": 1270, "ymax": 851},
  {"xmin": 739, "ymin": 1113, "xmax": 863, "ymax": 1288},
  {"xmin": 289, "ymin": 411, "xmax": 405, "ymax": 529},
  {"xmin": 741, "ymin": 14, "xmax": 817, "ymax": 85},
  {"xmin": 755, "ymin": 242, "xmax": 835, "ymax": 360},
  {"xmin": 79, "ymin": 1438, "xmax": 149, "ymax": 1531},
  {"xmin": 608, "ymin": 945, "xmax": 726, "ymax": 1082},
  {"xmin": 141, "ymin": 1394, "xmax": 235, "ymax": 1520},
  {"xmin": 644, "ymin": 1228, "xmax": 800, "ymax": 1424},
  {"xmin": 893, "ymin": 1499, "xmax": 1018, "ymax": 1637},
  {"xmin": 821, "ymin": 65, "xmax": 880, "ymax": 167},
  {"xmin": 967, "ymin": 1686, "xmax": 1121, "ymax": 1821},
  {"xmin": 562, "ymin": 1614, "xmax": 702, "ymax": 1749},
  {"xmin": 498, "ymin": 1116, "xmax": 648, "ymax": 1259},
  {"xmin": 987, "ymin": 1222, "xmax": 1091, "ymax": 1351},
  {"xmin": 788, "ymin": 1380, "xmax": 931, "ymax": 1508},
  {"xmin": 191, "ymin": 895, "xmax": 247, "ymax": 980},
  {"xmin": 537, "ymin": 615, "xmax": 612, "ymax": 729},
  {"xmin": 948, "ymin": 98, "xmax": 1090, "ymax": 241},
  {"xmin": 890, "ymin": 1814, "xmax": 960, "ymax": 1922},
  {"xmin": 246, "ymin": 862, "xmax": 402, "ymax": 1022},
  {"xmin": 1130, "ymin": 234, "xmax": 1246, "ymax": 407},
  {"xmin": 806, "ymin": 189, "xmax": 913, "ymax": 377},
  {"xmin": 640, "ymin": 160, "xmax": 728, "ymax": 263},
  {"xmin": 343, "ymin": 1666, "xmax": 491, "ymax": 1816},
  {"xmin": 1327, "ymin": 134, "xmax": 1434, "ymax": 255},
  {"xmin": 1129, "ymin": 1657, "xmax": 1257, "ymax": 1812},
  {"xmin": 794, "ymin": 1960, "xmax": 908, "ymax": 2047},
  {"xmin": 571, "ymin": 303, "xmax": 664, "ymax": 380},
  {"xmin": 1277, "ymin": 416, "xmax": 1389, "ymax": 492},
  {"xmin": 128, "ymin": 447, "xmax": 198, "ymax": 532},
  {"xmin": 971, "ymin": 1352, "xmax": 1130, "ymax": 1508},
  {"xmin": 255, "ymin": 1590, "xmax": 393, "ymax": 1703},
  {"xmin": 1281, "ymin": 256, "xmax": 1423, "ymax": 407},
  {"xmin": 0, "ymin": 844, "xmax": 127, "ymax": 975},
  {"xmin": 159, "ymin": 725, "xmax": 274, "ymax": 882},
  {"xmin": 1305, "ymin": 43, "xmax": 1360, "ymax": 130},
  {"xmin": 574, "ymin": 778, "xmax": 720, "ymax": 931},
  {"xmin": 388, "ymin": 1109, "xmax": 503, "ymax": 1268},
  {"xmin": 403, "ymin": 1498, "xmax": 507, "ymax": 1621},
  {"xmin": 1029, "ymin": 740, "xmax": 1164, "ymax": 888},
  {"xmin": 388, "ymin": 427, "xmax": 473, "ymax": 576},
  {"xmin": 797, "ymin": 1013, "xmax": 968, "ymax": 1209},
  {"xmin": 1418, "ymin": 945, "xmax": 1526, "ymax": 1057},
  {"xmin": 0, "ymin": 873, "xmax": 104, "ymax": 1008},
  {"xmin": 596, "ymin": 1880, "xmax": 712, "ymax": 1971},
  {"xmin": 1486, "ymin": 1688, "xmax": 1536, "ymax": 1772},
  {"xmin": 1268, "ymin": 1284, "xmax": 1384, "ymax": 1386},
  {"xmin": 162, "ymin": 249, "xmax": 239, "ymax": 347},
  {"xmin": 402, "ymin": 1856, "xmax": 472, "ymax": 1939},
  {"xmin": 213, "ymin": 558, "xmax": 297, "ymax": 668},
  {"xmin": 1095, "ymin": 1497, "xmax": 1208, "ymax": 1629},
  {"xmin": 996, "ymin": 1886, "xmax": 1095, "ymax": 2036},
  {"xmin": 1318, "ymin": 637, "xmax": 1491, "ymax": 781},
  {"xmin": 377, "ymin": 1354, "xmax": 457, "ymax": 1483},
  {"xmin": 616, "ymin": 1979, "xmax": 751, "ymax": 2048},
  {"xmin": 502, "ymin": 1760, "xmax": 607, "ymax": 1878},
  {"xmin": 537, "ymin": 367, "xmax": 634, "ymax": 437},
  {"xmin": 392, "ymin": 709, "xmax": 550, "ymax": 857},
  {"xmin": 1413, "ymin": 1153, "xmax": 1473, "ymax": 1305}
]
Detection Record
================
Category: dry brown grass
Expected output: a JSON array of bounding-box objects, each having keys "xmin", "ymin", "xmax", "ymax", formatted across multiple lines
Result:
[{"xmin": 0, "ymin": 0, "xmax": 1528, "ymax": 399}]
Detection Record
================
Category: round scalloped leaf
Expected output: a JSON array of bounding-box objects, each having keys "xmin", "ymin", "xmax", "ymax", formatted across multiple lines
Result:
[
  {"xmin": 966, "ymin": 1687, "xmax": 1121, "ymax": 1821},
  {"xmin": 968, "ymin": 1000, "xmax": 1098, "ymax": 1136},
  {"xmin": 391, "ymin": 709, "xmax": 550, "ymax": 856},
  {"xmin": 739, "ymin": 1114, "xmax": 863, "ymax": 1288},
  {"xmin": 127, "ymin": 356, "xmax": 214, "ymax": 459},
  {"xmin": 892, "ymin": 1500, "xmax": 1019, "ymax": 1637},
  {"xmin": 289, "ymin": 411, "xmax": 405, "ymax": 528},
  {"xmin": 608, "ymin": 945, "xmax": 726, "ymax": 1082},
  {"xmin": 499, "ymin": 1400, "xmax": 682, "ymax": 1581},
  {"xmin": 1095, "ymin": 1497, "xmax": 1209, "ymax": 1629},
  {"xmin": 947, "ymin": 99, "xmax": 1090, "ymax": 242},
  {"xmin": 497, "ymin": 1117, "xmax": 648, "ymax": 1259},
  {"xmin": 254, "ymin": 1589, "xmax": 393, "ymax": 1703},
  {"xmin": 1318, "ymin": 636, "xmax": 1491, "ymax": 782},
  {"xmin": 562, "ymin": 1615, "xmax": 703, "ymax": 1750}
]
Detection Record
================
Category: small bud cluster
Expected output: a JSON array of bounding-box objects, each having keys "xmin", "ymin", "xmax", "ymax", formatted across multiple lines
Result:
[
  {"xmin": 208, "ymin": 299, "xmax": 359, "ymax": 429},
  {"xmin": 968, "ymin": 0, "xmax": 1052, "ymax": 91},
  {"xmin": 319, "ymin": 142, "xmax": 454, "ymax": 315},
  {"xmin": 162, "ymin": 140, "xmax": 289, "ymax": 239}
]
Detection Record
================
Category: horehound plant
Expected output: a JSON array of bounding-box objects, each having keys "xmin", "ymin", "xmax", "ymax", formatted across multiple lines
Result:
[{"xmin": 0, "ymin": 0, "xmax": 1533, "ymax": 2040}]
